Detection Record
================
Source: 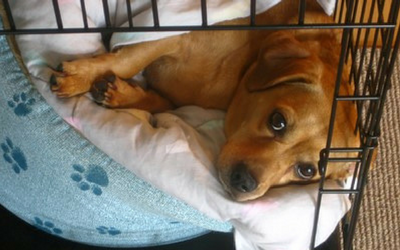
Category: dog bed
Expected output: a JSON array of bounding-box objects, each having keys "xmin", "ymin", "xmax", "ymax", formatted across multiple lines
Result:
[{"xmin": 1, "ymin": 1, "xmax": 349, "ymax": 249}]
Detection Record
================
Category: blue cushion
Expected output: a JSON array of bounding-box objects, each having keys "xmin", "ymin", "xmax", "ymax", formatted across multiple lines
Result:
[{"xmin": 0, "ymin": 19, "xmax": 231, "ymax": 247}]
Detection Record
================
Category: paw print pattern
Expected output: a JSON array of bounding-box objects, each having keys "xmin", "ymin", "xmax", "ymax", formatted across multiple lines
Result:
[
  {"xmin": 33, "ymin": 217, "xmax": 63, "ymax": 235},
  {"xmin": 1, "ymin": 137, "xmax": 28, "ymax": 174},
  {"xmin": 8, "ymin": 92, "xmax": 36, "ymax": 116},
  {"xmin": 71, "ymin": 164, "xmax": 109, "ymax": 196},
  {"xmin": 96, "ymin": 226, "xmax": 121, "ymax": 236}
]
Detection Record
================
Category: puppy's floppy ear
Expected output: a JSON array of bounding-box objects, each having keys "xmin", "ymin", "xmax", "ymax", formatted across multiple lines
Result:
[{"xmin": 245, "ymin": 31, "xmax": 322, "ymax": 92}]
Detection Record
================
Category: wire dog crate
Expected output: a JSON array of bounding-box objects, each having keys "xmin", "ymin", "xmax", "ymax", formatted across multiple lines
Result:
[{"xmin": 0, "ymin": 0, "xmax": 399, "ymax": 249}]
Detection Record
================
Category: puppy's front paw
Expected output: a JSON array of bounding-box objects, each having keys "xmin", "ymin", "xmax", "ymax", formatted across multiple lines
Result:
[
  {"xmin": 90, "ymin": 76, "xmax": 116, "ymax": 105},
  {"xmin": 50, "ymin": 61, "xmax": 97, "ymax": 98},
  {"xmin": 90, "ymin": 76, "xmax": 144, "ymax": 108}
]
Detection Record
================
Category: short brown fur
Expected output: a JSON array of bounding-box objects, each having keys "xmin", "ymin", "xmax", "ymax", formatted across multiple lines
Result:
[{"xmin": 51, "ymin": 0, "xmax": 359, "ymax": 201}]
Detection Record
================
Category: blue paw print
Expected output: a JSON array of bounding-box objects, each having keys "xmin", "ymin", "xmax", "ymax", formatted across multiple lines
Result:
[
  {"xmin": 1, "ymin": 137, "xmax": 28, "ymax": 174},
  {"xmin": 96, "ymin": 226, "xmax": 121, "ymax": 236},
  {"xmin": 71, "ymin": 164, "xmax": 109, "ymax": 196},
  {"xmin": 8, "ymin": 92, "xmax": 36, "ymax": 116},
  {"xmin": 34, "ymin": 217, "xmax": 63, "ymax": 235}
]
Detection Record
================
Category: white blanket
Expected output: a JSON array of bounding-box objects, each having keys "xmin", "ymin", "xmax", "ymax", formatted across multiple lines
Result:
[{"xmin": 10, "ymin": 0, "xmax": 349, "ymax": 249}]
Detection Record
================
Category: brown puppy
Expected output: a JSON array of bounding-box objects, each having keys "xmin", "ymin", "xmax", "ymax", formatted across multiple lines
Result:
[{"xmin": 50, "ymin": 0, "xmax": 358, "ymax": 201}]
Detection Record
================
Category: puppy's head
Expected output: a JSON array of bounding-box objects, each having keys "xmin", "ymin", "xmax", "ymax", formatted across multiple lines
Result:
[{"xmin": 219, "ymin": 31, "xmax": 358, "ymax": 201}]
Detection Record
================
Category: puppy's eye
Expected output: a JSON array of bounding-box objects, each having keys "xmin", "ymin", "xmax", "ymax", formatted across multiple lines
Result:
[
  {"xmin": 269, "ymin": 112, "xmax": 286, "ymax": 132},
  {"xmin": 295, "ymin": 163, "xmax": 317, "ymax": 180}
]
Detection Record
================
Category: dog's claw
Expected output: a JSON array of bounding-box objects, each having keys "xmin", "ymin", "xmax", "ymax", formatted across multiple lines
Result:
[
  {"xmin": 104, "ymin": 91, "xmax": 112, "ymax": 99},
  {"xmin": 50, "ymin": 74, "xmax": 58, "ymax": 88},
  {"xmin": 56, "ymin": 94, "xmax": 69, "ymax": 98},
  {"xmin": 95, "ymin": 79, "xmax": 109, "ymax": 90},
  {"xmin": 108, "ymin": 82, "xmax": 117, "ymax": 90},
  {"xmin": 104, "ymin": 75, "xmax": 116, "ymax": 83},
  {"xmin": 90, "ymin": 76, "xmax": 119, "ymax": 105},
  {"xmin": 90, "ymin": 80, "xmax": 106, "ymax": 103},
  {"xmin": 56, "ymin": 63, "xmax": 63, "ymax": 72}
]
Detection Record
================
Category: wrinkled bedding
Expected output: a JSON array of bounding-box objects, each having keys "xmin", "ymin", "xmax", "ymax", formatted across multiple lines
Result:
[{"xmin": 9, "ymin": 0, "xmax": 350, "ymax": 249}]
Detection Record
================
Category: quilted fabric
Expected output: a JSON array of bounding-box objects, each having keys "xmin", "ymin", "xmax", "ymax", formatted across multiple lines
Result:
[{"xmin": 0, "ymin": 18, "xmax": 231, "ymax": 248}]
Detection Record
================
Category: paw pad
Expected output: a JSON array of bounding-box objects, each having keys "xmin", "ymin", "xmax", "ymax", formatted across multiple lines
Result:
[
  {"xmin": 96, "ymin": 226, "xmax": 121, "ymax": 236},
  {"xmin": 8, "ymin": 92, "xmax": 36, "ymax": 116},
  {"xmin": 34, "ymin": 217, "xmax": 63, "ymax": 235},
  {"xmin": 90, "ymin": 79, "xmax": 109, "ymax": 103},
  {"xmin": 71, "ymin": 164, "xmax": 109, "ymax": 196},
  {"xmin": 1, "ymin": 137, "xmax": 28, "ymax": 174}
]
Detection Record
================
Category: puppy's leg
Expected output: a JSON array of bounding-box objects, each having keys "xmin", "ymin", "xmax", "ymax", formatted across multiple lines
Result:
[
  {"xmin": 50, "ymin": 37, "xmax": 180, "ymax": 98},
  {"xmin": 90, "ymin": 76, "xmax": 173, "ymax": 113}
]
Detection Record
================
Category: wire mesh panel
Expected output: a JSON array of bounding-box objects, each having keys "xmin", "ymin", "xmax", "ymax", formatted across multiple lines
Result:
[
  {"xmin": 1, "ymin": 0, "xmax": 398, "ymax": 33},
  {"xmin": 0, "ymin": 0, "xmax": 399, "ymax": 249},
  {"xmin": 317, "ymin": 1, "xmax": 399, "ymax": 249}
]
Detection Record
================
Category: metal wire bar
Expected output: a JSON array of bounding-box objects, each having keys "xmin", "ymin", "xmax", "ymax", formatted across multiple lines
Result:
[
  {"xmin": 52, "ymin": 0, "xmax": 63, "ymax": 29},
  {"xmin": 351, "ymin": 0, "xmax": 360, "ymax": 24},
  {"xmin": 327, "ymin": 157, "xmax": 362, "ymax": 162},
  {"xmin": 201, "ymin": 0, "xmax": 208, "ymax": 26},
  {"xmin": 345, "ymin": 0, "xmax": 360, "ymax": 63},
  {"xmin": 79, "ymin": 0, "xmax": 89, "ymax": 29},
  {"xmin": 320, "ymin": 189, "xmax": 360, "ymax": 194},
  {"xmin": 2, "ymin": 0, "xmax": 15, "ymax": 31},
  {"xmin": 361, "ymin": 33, "xmax": 381, "ymax": 136},
  {"xmin": 368, "ymin": 8, "xmax": 400, "ymax": 136},
  {"xmin": 369, "ymin": 0, "xmax": 400, "ymax": 137},
  {"xmin": 368, "ymin": 35, "xmax": 396, "ymax": 135},
  {"xmin": 343, "ymin": 143, "xmax": 376, "ymax": 250},
  {"xmin": 326, "ymin": 147, "xmax": 365, "ymax": 153},
  {"xmin": 350, "ymin": 161, "xmax": 361, "ymax": 191},
  {"xmin": 344, "ymin": 0, "xmax": 358, "ymax": 62},
  {"xmin": 333, "ymin": 0, "xmax": 340, "ymax": 20},
  {"xmin": 343, "ymin": 140, "xmax": 376, "ymax": 249},
  {"xmin": 0, "ymin": 23, "xmax": 396, "ymax": 36},
  {"xmin": 126, "ymin": 0, "xmax": 133, "ymax": 28},
  {"xmin": 371, "ymin": 0, "xmax": 389, "ymax": 98},
  {"xmin": 310, "ymin": 149, "xmax": 329, "ymax": 249},
  {"xmin": 338, "ymin": 0, "xmax": 347, "ymax": 24},
  {"xmin": 377, "ymin": 0, "xmax": 387, "ymax": 23},
  {"xmin": 352, "ymin": 0, "xmax": 377, "ymax": 138},
  {"xmin": 250, "ymin": 0, "xmax": 256, "ymax": 26},
  {"xmin": 353, "ymin": 0, "xmax": 378, "ymax": 133},
  {"xmin": 341, "ymin": 3, "xmax": 400, "ymax": 247},
  {"xmin": 311, "ymin": 1, "xmax": 356, "ymax": 248},
  {"xmin": 336, "ymin": 95, "xmax": 380, "ymax": 101},
  {"xmin": 298, "ymin": 0, "xmax": 306, "ymax": 25},
  {"xmin": 151, "ymin": 0, "xmax": 160, "ymax": 28},
  {"xmin": 326, "ymin": 1, "xmax": 356, "ymax": 153},
  {"xmin": 370, "ymin": 1, "xmax": 400, "ymax": 133},
  {"xmin": 348, "ymin": 0, "xmax": 370, "ymax": 84},
  {"xmin": 102, "ymin": 0, "xmax": 111, "ymax": 27}
]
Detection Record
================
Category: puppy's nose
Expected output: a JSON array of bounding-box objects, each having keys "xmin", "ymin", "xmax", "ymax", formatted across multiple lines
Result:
[{"xmin": 230, "ymin": 164, "xmax": 258, "ymax": 193}]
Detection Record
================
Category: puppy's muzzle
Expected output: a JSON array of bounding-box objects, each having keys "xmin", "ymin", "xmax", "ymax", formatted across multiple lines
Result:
[{"xmin": 230, "ymin": 163, "xmax": 258, "ymax": 193}]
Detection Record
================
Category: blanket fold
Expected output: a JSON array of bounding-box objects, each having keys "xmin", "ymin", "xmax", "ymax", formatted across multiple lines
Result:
[{"xmin": 8, "ymin": 0, "xmax": 349, "ymax": 249}]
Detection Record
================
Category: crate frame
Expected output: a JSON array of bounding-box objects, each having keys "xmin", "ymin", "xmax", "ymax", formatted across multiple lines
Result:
[{"xmin": 1, "ymin": 0, "xmax": 399, "ymax": 249}]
